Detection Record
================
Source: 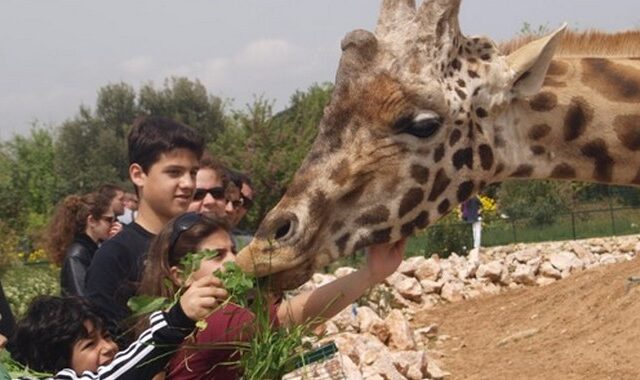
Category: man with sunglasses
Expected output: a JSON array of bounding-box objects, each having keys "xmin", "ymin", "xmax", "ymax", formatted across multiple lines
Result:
[{"xmin": 187, "ymin": 153, "xmax": 239, "ymax": 219}]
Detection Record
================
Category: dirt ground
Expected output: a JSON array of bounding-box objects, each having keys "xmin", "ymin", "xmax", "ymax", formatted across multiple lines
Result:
[{"xmin": 414, "ymin": 256, "xmax": 640, "ymax": 380}]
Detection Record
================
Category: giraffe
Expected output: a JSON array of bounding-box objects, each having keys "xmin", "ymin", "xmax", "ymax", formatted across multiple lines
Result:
[{"xmin": 236, "ymin": 0, "xmax": 640, "ymax": 291}]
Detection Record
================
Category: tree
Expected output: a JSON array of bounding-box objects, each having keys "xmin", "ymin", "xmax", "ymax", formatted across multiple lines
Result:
[
  {"xmin": 210, "ymin": 83, "xmax": 333, "ymax": 229},
  {"xmin": 139, "ymin": 77, "xmax": 226, "ymax": 144},
  {"xmin": 498, "ymin": 180, "xmax": 571, "ymax": 226}
]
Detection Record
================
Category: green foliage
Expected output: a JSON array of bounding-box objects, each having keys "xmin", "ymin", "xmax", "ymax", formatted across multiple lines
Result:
[
  {"xmin": 420, "ymin": 212, "xmax": 471, "ymax": 257},
  {"xmin": 498, "ymin": 180, "xmax": 571, "ymax": 226},
  {"xmin": 1, "ymin": 264, "xmax": 59, "ymax": 318},
  {"xmin": 213, "ymin": 262, "xmax": 254, "ymax": 308},
  {"xmin": 210, "ymin": 83, "xmax": 333, "ymax": 229},
  {"xmin": 139, "ymin": 77, "xmax": 226, "ymax": 143},
  {"xmin": 519, "ymin": 22, "xmax": 551, "ymax": 37},
  {"xmin": 0, "ymin": 127, "xmax": 58, "ymax": 234}
]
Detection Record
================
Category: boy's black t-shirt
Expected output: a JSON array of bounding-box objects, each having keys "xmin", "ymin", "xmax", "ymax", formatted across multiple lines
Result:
[{"xmin": 85, "ymin": 222, "xmax": 155, "ymax": 340}]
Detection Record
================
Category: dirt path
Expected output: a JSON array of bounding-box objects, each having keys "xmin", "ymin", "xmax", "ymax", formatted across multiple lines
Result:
[{"xmin": 414, "ymin": 257, "xmax": 640, "ymax": 380}]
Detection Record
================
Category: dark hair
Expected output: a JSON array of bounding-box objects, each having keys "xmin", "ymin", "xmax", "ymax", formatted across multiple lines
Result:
[
  {"xmin": 200, "ymin": 151, "xmax": 230, "ymax": 188},
  {"xmin": 136, "ymin": 213, "xmax": 230, "ymax": 334},
  {"xmin": 10, "ymin": 296, "xmax": 105, "ymax": 373},
  {"xmin": 138, "ymin": 213, "xmax": 231, "ymax": 300},
  {"xmin": 98, "ymin": 183, "xmax": 125, "ymax": 201},
  {"xmin": 228, "ymin": 169, "xmax": 252, "ymax": 189},
  {"xmin": 127, "ymin": 116, "xmax": 205, "ymax": 173},
  {"xmin": 46, "ymin": 193, "xmax": 112, "ymax": 265}
]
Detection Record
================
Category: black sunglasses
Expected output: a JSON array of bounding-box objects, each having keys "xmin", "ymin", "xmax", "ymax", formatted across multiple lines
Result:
[
  {"xmin": 168, "ymin": 212, "xmax": 201, "ymax": 256},
  {"xmin": 193, "ymin": 187, "xmax": 225, "ymax": 201}
]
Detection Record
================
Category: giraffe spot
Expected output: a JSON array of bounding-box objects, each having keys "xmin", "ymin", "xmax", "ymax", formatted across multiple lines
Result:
[
  {"xmin": 550, "ymin": 163, "xmax": 576, "ymax": 179},
  {"xmin": 286, "ymin": 177, "xmax": 310, "ymax": 199},
  {"xmin": 479, "ymin": 181, "xmax": 487, "ymax": 189},
  {"xmin": 452, "ymin": 147, "xmax": 474, "ymax": 170},
  {"xmin": 564, "ymin": 97, "xmax": 593, "ymax": 142},
  {"xmin": 510, "ymin": 165, "xmax": 534, "ymax": 178},
  {"xmin": 340, "ymin": 183, "xmax": 366, "ymax": 206},
  {"xmin": 468, "ymin": 70, "xmax": 479, "ymax": 78},
  {"xmin": 308, "ymin": 191, "xmax": 328, "ymax": 222},
  {"xmin": 451, "ymin": 58, "xmax": 462, "ymax": 70},
  {"xmin": 400, "ymin": 211, "xmax": 429, "ymax": 236},
  {"xmin": 335, "ymin": 233, "xmax": 350, "ymax": 253},
  {"xmin": 494, "ymin": 132, "xmax": 506, "ymax": 148},
  {"xmin": 542, "ymin": 77, "xmax": 567, "ymax": 88},
  {"xmin": 457, "ymin": 181, "xmax": 475, "ymax": 202},
  {"xmin": 330, "ymin": 221, "xmax": 344, "ymax": 234},
  {"xmin": 475, "ymin": 107, "xmax": 488, "ymax": 118},
  {"xmin": 480, "ymin": 53, "xmax": 492, "ymax": 61},
  {"xmin": 454, "ymin": 120, "xmax": 464, "ymax": 126},
  {"xmin": 581, "ymin": 139, "xmax": 614, "ymax": 182},
  {"xmin": 582, "ymin": 58, "xmax": 640, "ymax": 103},
  {"xmin": 411, "ymin": 164, "xmax": 430, "ymax": 184},
  {"xmin": 449, "ymin": 129, "xmax": 462, "ymax": 146},
  {"xmin": 455, "ymin": 88, "xmax": 467, "ymax": 100},
  {"xmin": 478, "ymin": 144, "xmax": 494, "ymax": 170},
  {"xmin": 355, "ymin": 205, "xmax": 390, "ymax": 226},
  {"xmin": 329, "ymin": 159, "xmax": 351, "ymax": 186},
  {"xmin": 398, "ymin": 187, "xmax": 425, "ymax": 218},
  {"xmin": 528, "ymin": 124, "xmax": 551, "ymax": 141},
  {"xmin": 354, "ymin": 227, "xmax": 392, "ymax": 251},
  {"xmin": 613, "ymin": 115, "xmax": 640, "ymax": 151},
  {"xmin": 457, "ymin": 79, "xmax": 466, "ymax": 88},
  {"xmin": 437, "ymin": 199, "xmax": 450, "ymax": 215},
  {"xmin": 530, "ymin": 145, "xmax": 545, "ymax": 155},
  {"xmin": 529, "ymin": 91, "xmax": 558, "ymax": 112},
  {"xmin": 495, "ymin": 163, "xmax": 505, "ymax": 175},
  {"xmin": 547, "ymin": 60, "xmax": 569, "ymax": 76},
  {"xmin": 434, "ymin": 144, "xmax": 446, "ymax": 163},
  {"xmin": 428, "ymin": 169, "xmax": 451, "ymax": 202}
]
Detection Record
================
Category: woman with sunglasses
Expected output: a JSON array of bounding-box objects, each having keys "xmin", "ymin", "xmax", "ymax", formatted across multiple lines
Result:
[
  {"xmin": 138, "ymin": 212, "xmax": 406, "ymax": 379},
  {"xmin": 46, "ymin": 192, "xmax": 121, "ymax": 297}
]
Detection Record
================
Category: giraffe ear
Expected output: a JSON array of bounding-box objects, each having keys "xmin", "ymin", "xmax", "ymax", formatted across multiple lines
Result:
[{"xmin": 506, "ymin": 24, "xmax": 567, "ymax": 97}]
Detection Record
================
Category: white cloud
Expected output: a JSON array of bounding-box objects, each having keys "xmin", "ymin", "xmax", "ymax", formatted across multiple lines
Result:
[
  {"xmin": 118, "ymin": 56, "xmax": 154, "ymax": 75},
  {"xmin": 235, "ymin": 38, "xmax": 295, "ymax": 68}
]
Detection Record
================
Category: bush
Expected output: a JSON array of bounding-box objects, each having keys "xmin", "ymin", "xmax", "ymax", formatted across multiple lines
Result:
[
  {"xmin": 498, "ymin": 180, "xmax": 571, "ymax": 226},
  {"xmin": 1, "ymin": 264, "xmax": 59, "ymax": 318}
]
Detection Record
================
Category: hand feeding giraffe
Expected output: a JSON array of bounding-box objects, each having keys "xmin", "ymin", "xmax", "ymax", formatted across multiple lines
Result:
[{"xmin": 236, "ymin": 0, "xmax": 640, "ymax": 291}]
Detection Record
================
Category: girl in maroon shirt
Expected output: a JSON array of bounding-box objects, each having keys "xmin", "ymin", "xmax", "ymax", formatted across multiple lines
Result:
[{"xmin": 138, "ymin": 212, "xmax": 406, "ymax": 379}]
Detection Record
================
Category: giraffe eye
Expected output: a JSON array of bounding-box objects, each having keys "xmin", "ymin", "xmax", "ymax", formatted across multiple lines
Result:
[{"xmin": 396, "ymin": 111, "xmax": 443, "ymax": 139}]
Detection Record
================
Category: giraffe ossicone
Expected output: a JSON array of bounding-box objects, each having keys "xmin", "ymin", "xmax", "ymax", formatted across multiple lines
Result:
[{"xmin": 236, "ymin": 0, "xmax": 640, "ymax": 291}]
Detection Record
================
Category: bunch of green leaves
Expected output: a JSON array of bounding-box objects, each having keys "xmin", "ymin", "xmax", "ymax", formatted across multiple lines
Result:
[
  {"xmin": 214, "ymin": 261, "xmax": 254, "ymax": 308},
  {"xmin": 0, "ymin": 350, "xmax": 52, "ymax": 380},
  {"xmin": 128, "ymin": 249, "xmax": 221, "ymax": 317},
  {"xmin": 234, "ymin": 283, "xmax": 317, "ymax": 380}
]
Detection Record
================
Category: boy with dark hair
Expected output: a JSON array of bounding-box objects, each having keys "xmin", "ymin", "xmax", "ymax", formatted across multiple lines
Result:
[
  {"xmin": 85, "ymin": 116, "xmax": 204, "ymax": 345},
  {"xmin": 10, "ymin": 274, "xmax": 227, "ymax": 379}
]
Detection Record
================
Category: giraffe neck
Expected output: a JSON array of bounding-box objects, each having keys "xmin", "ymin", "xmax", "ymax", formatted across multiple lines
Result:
[{"xmin": 496, "ymin": 57, "xmax": 640, "ymax": 186}]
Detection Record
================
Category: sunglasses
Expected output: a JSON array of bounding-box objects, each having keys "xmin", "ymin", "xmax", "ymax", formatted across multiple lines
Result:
[
  {"xmin": 101, "ymin": 215, "xmax": 116, "ymax": 224},
  {"xmin": 193, "ymin": 187, "xmax": 225, "ymax": 201},
  {"xmin": 168, "ymin": 212, "xmax": 201, "ymax": 256},
  {"xmin": 240, "ymin": 194, "xmax": 253, "ymax": 211}
]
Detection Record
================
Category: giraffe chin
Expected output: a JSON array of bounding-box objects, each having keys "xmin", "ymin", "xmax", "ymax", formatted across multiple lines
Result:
[{"xmin": 258, "ymin": 262, "xmax": 316, "ymax": 294}]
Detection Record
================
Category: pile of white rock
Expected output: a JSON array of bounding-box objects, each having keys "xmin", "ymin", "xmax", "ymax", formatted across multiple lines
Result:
[{"xmin": 289, "ymin": 234, "xmax": 640, "ymax": 379}]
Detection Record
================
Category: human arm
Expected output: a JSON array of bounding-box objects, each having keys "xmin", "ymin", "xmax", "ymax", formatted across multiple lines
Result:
[{"xmin": 276, "ymin": 239, "xmax": 406, "ymax": 328}]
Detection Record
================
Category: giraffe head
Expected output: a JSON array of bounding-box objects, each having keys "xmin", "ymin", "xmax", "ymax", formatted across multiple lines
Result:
[{"xmin": 236, "ymin": 0, "xmax": 566, "ymax": 291}]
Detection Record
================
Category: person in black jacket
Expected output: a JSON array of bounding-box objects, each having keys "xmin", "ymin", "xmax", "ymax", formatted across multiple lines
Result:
[
  {"xmin": 46, "ymin": 192, "xmax": 119, "ymax": 297},
  {"xmin": 9, "ymin": 273, "xmax": 227, "ymax": 379}
]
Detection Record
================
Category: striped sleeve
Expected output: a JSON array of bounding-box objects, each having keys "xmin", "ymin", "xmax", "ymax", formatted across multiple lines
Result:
[{"xmin": 49, "ymin": 303, "xmax": 194, "ymax": 380}]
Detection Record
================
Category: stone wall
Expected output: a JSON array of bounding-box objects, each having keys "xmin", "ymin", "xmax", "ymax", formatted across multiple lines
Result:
[{"xmin": 289, "ymin": 235, "xmax": 640, "ymax": 379}]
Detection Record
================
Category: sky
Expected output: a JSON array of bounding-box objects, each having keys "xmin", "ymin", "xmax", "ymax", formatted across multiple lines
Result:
[{"xmin": 1, "ymin": 0, "xmax": 639, "ymax": 140}]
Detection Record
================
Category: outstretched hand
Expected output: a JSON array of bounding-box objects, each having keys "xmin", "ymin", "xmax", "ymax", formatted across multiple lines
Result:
[
  {"xmin": 364, "ymin": 238, "xmax": 407, "ymax": 284},
  {"xmin": 179, "ymin": 275, "xmax": 228, "ymax": 321}
]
